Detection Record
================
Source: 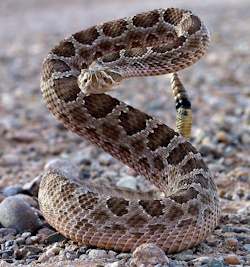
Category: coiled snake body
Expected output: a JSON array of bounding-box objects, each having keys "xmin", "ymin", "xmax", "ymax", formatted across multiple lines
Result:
[{"xmin": 39, "ymin": 8, "xmax": 220, "ymax": 254}]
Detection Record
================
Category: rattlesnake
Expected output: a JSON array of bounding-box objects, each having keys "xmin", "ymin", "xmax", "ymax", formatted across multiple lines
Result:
[{"xmin": 39, "ymin": 8, "xmax": 220, "ymax": 254}]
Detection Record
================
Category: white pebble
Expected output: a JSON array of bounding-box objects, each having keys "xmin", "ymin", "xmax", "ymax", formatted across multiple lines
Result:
[
  {"xmin": 116, "ymin": 176, "xmax": 137, "ymax": 190},
  {"xmin": 88, "ymin": 249, "xmax": 109, "ymax": 259}
]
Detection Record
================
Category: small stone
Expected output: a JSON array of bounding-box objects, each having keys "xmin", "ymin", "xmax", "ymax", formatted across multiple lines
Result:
[
  {"xmin": 23, "ymin": 175, "xmax": 42, "ymax": 197},
  {"xmin": 225, "ymin": 254, "xmax": 240, "ymax": 265},
  {"xmin": 18, "ymin": 194, "xmax": 38, "ymax": 208},
  {"xmin": 79, "ymin": 254, "xmax": 88, "ymax": 260},
  {"xmin": 133, "ymin": 243, "xmax": 169, "ymax": 267},
  {"xmin": 0, "ymin": 196, "xmax": 40, "ymax": 233},
  {"xmin": 208, "ymin": 259, "xmax": 223, "ymax": 267},
  {"xmin": 2, "ymin": 252, "xmax": 10, "ymax": 259},
  {"xmin": 45, "ymin": 232, "xmax": 67, "ymax": 244},
  {"xmin": 0, "ymin": 193, "xmax": 6, "ymax": 203},
  {"xmin": 30, "ymin": 235, "xmax": 40, "ymax": 244},
  {"xmin": 169, "ymin": 260, "xmax": 181, "ymax": 267},
  {"xmin": 88, "ymin": 249, "xmax": 109, "ymax": 259},
  {"xmin": 37, "ymin": 227, "xmax": 56, "ymax": 243},
  {"xmin": 116, "ymin": 253, "xmax": 132, "ymax": 260},
  {"xmin": 199, "ymin": 144, "xmax": 222, "ymax": 158},
  {"xmin": 173, "ymin": 249, "xmax": 195, "ymax": 261},
  {"xmin": 233, "ymin": 227, "xmax": 250, "ymax": 233},
  {"xmin": 46, "ymin": 246, "xmax": 64, "ymax": 256},
  {"xmin": 234, "ymin": 167, "xmax": 249, "ymax": 180},
  {"xmin": 98, "ymin": 153, "xmax": 114, "ymax": 165},
  {"xmin": 194, "ymin": 256, "xmax": 212, "ymax": 264},
  {"xmin": 216, "ymin": 131, "xmax": 231, "ymax": 144},
  {"xmin": 2, "ymin": 233, "xmax": 16, "ymax": 241},
  {"xmin": 5, "ymin": 240, "xmax": 14, "ymax": 247},
  {"xmin": 37, "ymin": 227, "xmax": 55, "ymax": 237},
  {"xmin": 24, "ymin": 245, "xmax": 43, "ymax": 253},
  {"xmin": 108, "ymin": 250, "xmax": 118, "ymax": 258},
  {"xmin": 13, "ymin": 248, "xmax": 26, "ymax": 260},
  {"xmin": 2, "ymin": 184, "xmax": 23, "ymax": 197},
  {"xmin": 1, "ymin": 154, "xmax": 20, "ymax": 166},
  {"xmin": 21, "ymin": 232, "xmax": 31, "ymax": 238},
  {"xmin": 16, "ymin": 237, "xmax": 25, "ymax": 245},
  {"xmin": 44, "ymin": 158, "xmax": 80, "ymax": 179},
  {"xmin": 238, "ymin": 207, "xmax": 248, "ymax": 215},
  {"xmin": 26, "ymin": 257, "xmax": 37, "ymax": 264},
  {"xmin": 76, "ymin": 246, "xmax": 88, "ymax": 257},
  {"xmin": 224, "ymin": 237, "xmax": 238, "ymax": 248},
  {"xmin": 0, "ymin": 228, "xmax": 17, "ymax": 237},
  {"xmin": 243, "ymin": 244, "xmax": 250, "ymax": 252},
  {"xmin": 10, "ymin": 130, "xmax": 37, "ymax": 143},
  {"xmin": 200, "ymin": 243, "xmax": 213, "ymax": 254},
  {"xmin": 38, "ymin": 252, "xmax": 50, "ymax": 262},
  {"xmin": 65, "ymin": 252, "xmax": 74, "ymax": 260},
  {"xmin": 106, "ymin": 261, "xmax": 124, "ymax": 267},
  {"xmin": 116, "ymin": 176, "xmax": 137, "ymax": 190},
  {"xmin": 25, "ymin": 236, "xmax": 34, "ymax": 245}
]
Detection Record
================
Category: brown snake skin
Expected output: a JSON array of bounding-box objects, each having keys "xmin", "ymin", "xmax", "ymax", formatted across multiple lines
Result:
[{"xmin": 39, "ymin": 8, "xmax": 220, "ymax": 254}]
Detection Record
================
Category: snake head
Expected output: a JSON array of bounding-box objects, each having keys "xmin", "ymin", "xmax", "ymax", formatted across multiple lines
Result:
[{"xmin": 77, "ymin": 68, "xmax": 122, "ymax": 94}]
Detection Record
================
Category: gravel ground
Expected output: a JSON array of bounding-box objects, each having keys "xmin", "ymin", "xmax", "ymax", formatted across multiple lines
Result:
[{"xmin": 0, "ymin": 0, "xmax": 249, "ymax": 266}]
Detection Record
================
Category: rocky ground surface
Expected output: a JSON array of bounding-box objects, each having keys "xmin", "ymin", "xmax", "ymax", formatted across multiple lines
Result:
[{"xmin": 0, "ymin": 0, "xmax": 249, "ymax": 266}]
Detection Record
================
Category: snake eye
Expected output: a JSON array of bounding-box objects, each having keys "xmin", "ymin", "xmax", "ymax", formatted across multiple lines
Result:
[{"xmin": 83, "ymin": 79, "xmax": 88, "ymax": 83}]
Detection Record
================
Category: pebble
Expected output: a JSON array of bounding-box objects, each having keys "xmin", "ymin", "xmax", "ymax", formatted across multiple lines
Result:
[
  {"xmin": 45, "ymin": 232, "xmax": 67, "ymax": 244},
  {"xmin": 216, "ymin": 130, "xmax": 231, "ymax": 144},
  {"xmin": 193, "ymin": 256, "xmax": 212, "ymax": 264},
  {"xmin": 79, "ymin": 254, "xmax": 88, "ymax": 260},
  {"xmin": 5, "ymin": 240, "xmax": 14, "ymax": 247},
  {"xmin": 0, "ymin": 193, "xmax": 6, "ymax": 203},
  {"xmin": 0, "ymin": 228, "xmax": 17, "ymax": 237},
  {"xmin": 169, "ymin": 260, "xmax": 181, "ymax": 267},
  {"xmin": 108, "ymin": 250, "xmax": 118, "ymax": 258},
  {"xmin": 173, "ymin": 249, "xmax": 195, "ymax": 261},
  {"xmin": 15, "ymin": 237, "xmax": 25, "ymax": 245},
  {"xmin": 2, "ymin": 233, "xmax": 15, "ymax": 241},
  {"xmin": 207, "ymin": 259, "xmax": 223, "ymax": 267},
  {"xmin": 234, "ymin": 167, "xmax": 249, "ymax": 180},
  {"xmin": 199, "ymin": 144, "xmax": 222, "ymax": 158},
  {"xmin": 2, "ymin": 185, "xmax": 23, "ymax": 197},
  {"xmin": 0, "ymin": 154, "xmax": 20, "ymax": 166},
  {"xmin": 98, "ymin": 153, "xmax": 114, "ymax": 165},
  {"xmin": 45, "ymin": 246, "xmax": 64, "ymax": 256},
  {"xmin": 243, "ymin": 244, "xmax": 250, "ymax": 252},
  {"xmin": 200, "ymin": 243, "xmax": 214, "ymax": 254},
  {"xmin": 0, "ymin": 196, "xmax": 40, "ymax": 233},
  {"xmin": 22, "ymin": 175, "xmax": 42, "ymax": 197},
  {"xmin": 44, "ymin": 158, "xmax": 81, "ymax": 179},
  {"xmin": 88, "ymin": 249, "xmax": 109, "ymax": 259},
  {"xmin": 35, "ymin": 229, "xmax": 55, "ymax": 245},
  {"xmin": 9, "ymin": 130, "xmax": 37, "ymax": 143},
  {"xmin": 225, "ymin": 254, "xmax": 241, "ymax": 265},
  {"xmin": 224, "ymin": 237, "xmax": 238, "ymax": 248},
  {"xmin": 116, "ymin": 176, "xmax": 137, "ymax": 190},
  {"xmin": 106, "ymin": 261, "xmax": 124, "ymax": 267},
  {"xmin": 116, "ymin": 253, "xmax": 132, "ymax": 260},
  {"xmin": 233, "ymin": 227, "xmax": 250, "ymax": 233},
  {"xmin": 21, "ymin": 232, "xmax": 31, "ymax": 238},
  {"xmin": 17, "ymin": 194, "xmax": 38, "ymax": 208},
  {"xmin": 132, "ymin": 243, "xmax": 169, "ymax": 267},
  {"xmin": 25, "ymin": 245, "xmax": 43, "ymax": 254}
]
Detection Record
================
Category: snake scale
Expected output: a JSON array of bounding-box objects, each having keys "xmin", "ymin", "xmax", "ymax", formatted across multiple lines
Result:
[{"xmin": 39, "ymin": 8, "xmax": 220, "ymax": 254}]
